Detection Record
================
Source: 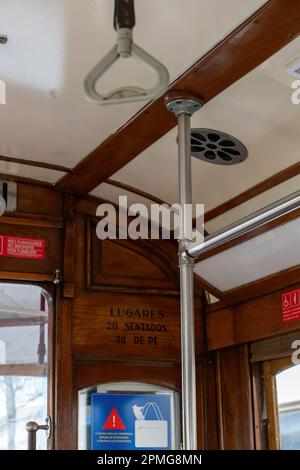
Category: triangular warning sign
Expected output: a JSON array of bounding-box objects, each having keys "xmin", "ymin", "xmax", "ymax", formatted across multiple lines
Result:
[{"xmin": 102, "ymin": 406, "xmax": 126, "ymax": 430}]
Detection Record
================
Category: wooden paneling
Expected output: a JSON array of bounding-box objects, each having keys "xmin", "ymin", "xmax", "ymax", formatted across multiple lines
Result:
[
  {"xmin": 75, "ymin": 360, "xmax": 181, "ymax": 392},
  {"xmin": 88, "ymin": 219, "xmax": 179, "ymax": 293},
  {"xmin": 72, "ymin": 291, "xmax": 203, "ymax": 362},
  {"xmin": 56, "ymin": 0, "xmax": 300, "ymax": 195},
  {"xmin": 73, "ymin": 292, "xmax": 178, "ymax": 361},
  {"xmin": 63, "ymin": 194, "xmax": 76, "ymax": 298},
  {"xmin": 196, "ymin": 357, "xmax": 219, "ymax": 450},
  {"xmin": 0, "ymin": 223, "xmax": 62, "ymax": 274},
  {"xmin": 251, "ymin": 362, "xmax": 268, "ymax": 450},
  {"xmin": 216, "ymin": 345, "xmax": 254, "ymax": 450},
  {"xmin": 17, "ymin": 183, "xmax": 63, "ymax": 217},
  {"xmin": 55, "ymin": 298, "xmax": 74, "ymax": 450},
  {"xmin": 207, "ymin": 283, "xmax": 300, "ymax": 350}
]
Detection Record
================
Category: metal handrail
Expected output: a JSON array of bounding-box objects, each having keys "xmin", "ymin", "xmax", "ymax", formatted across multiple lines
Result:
[{"xmin": 187, "ymin": 189, "xmax": 300, "ymax": 260}]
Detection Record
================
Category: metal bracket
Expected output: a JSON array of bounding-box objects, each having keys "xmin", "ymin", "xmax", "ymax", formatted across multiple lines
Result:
[
  {"xmin": 0, "ymin": 180, "xmax": 17, "ymax": 213},
  {"xmin": 53, "ymin": 269, "xmax": 62, "ymax": 285},
  {"xmin": 84, "ymin": 28, "xmax": 169, "ymax": 105},
  {"xmin": 164, "ymin": 91, "xmax": 203, "ymax": 117}
]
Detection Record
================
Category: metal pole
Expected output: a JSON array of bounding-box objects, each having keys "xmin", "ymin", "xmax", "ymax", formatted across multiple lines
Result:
[
  {"xmin": 26, "ymin": 417, "xmax": 51, "ymax": 450},
  {"xmin": 187, "ymin": 189, "xmax": 300, "ymax": 259},
  {"xmin": 165, "ymin": 92, "xmax": 202, "ymax": 450},
  {"xmin": 26, "ymin": 421, "xmax": 39, "ymax": 450}
]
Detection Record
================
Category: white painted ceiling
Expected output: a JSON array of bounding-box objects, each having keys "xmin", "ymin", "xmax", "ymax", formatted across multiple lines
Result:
[
  {"xmin": 194, "ymin": 217, "xmax": 300, "ymax": 292},
  {"xmin": 0, "ymin": 0, "xmax": 266, "ymax": 179}
]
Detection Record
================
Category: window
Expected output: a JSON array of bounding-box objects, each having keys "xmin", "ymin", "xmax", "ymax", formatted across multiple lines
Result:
[
  {"xmin": 0, "ymin": 283, "xmax": 51, "ymax": 450},
  {"xmin": 264, "ymin": 357, "xmax": 300, "ymax": 450}
]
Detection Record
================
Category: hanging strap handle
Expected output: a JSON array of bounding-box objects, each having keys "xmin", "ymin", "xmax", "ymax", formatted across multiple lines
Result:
[
  {"xmin": 84, "ymin": 0, "xmax": 169, "ymax": 105},
  {"xmin": 114, "ymin": 0, "xmax": 135, "ymax": 30}
]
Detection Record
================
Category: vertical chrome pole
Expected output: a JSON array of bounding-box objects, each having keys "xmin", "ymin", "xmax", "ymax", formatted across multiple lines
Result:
[{"xmin": 165, "ymin": 92, "xmax": 202, "ymax": 450}]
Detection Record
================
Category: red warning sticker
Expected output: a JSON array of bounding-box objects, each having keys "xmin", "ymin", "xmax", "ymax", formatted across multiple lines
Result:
[
  {"xmin": 0, "ymin": 235, "xmax": 45, "ymax": 260},
  {"xmin": 102, "ymin": 407, "xmax": 126, "ymax": 430},
  {"xmin": 281, "ymin": 288, "xmax": 300, "ymax": 323}
]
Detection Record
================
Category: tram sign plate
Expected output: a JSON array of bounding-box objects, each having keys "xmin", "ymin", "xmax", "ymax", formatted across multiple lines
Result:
[
  {"xmin": 91, "ymin": 393, "xmax": 172, "ymax": 450},
  {"xmin": 281, "ymin": 288, "xmax": 300, "ymax": 323},
  {"xmin": 0, "ymin": 235, "xmax": 45, "ymax": 260}
]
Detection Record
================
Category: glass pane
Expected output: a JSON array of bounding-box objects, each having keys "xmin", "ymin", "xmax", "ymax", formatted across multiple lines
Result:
[
  {"xmin": 276, "ymin": 364, "xmax": 300, "ymax": 450},
  {"xmin": 78, "ymin": 382, "xmax": 181, "ymax": 450},
  {"xmin": 0, "ymin": 284, "xmax": 49, "ymax": 450}
]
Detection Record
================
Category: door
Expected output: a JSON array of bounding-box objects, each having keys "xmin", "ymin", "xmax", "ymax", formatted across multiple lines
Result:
[{"xmin": 0, "ymin": 283, "xmax": 53, "ymax": 449}]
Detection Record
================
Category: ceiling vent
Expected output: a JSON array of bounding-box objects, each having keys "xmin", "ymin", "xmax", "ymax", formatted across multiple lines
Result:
[{"xmin": 190, "ymin": 128, "xmax": 248, "ymax": 166}]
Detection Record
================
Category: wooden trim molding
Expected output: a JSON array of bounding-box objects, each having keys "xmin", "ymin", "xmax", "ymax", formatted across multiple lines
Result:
[
  {"xmin": 0, "ymin": 271, "xmax": 55, "ymax": 282},
  {"xmin": 206, "ymin": 283, "xmax": 300, "ymax": 350},
  {"xmin": 0, "ymin": 363, "xmax": 46, "ymax": 376},
  {"xmin": 56, "ymin": 0, "xmax": 300, "ymax": 196},
  {"xmin": 0, "ymin": 155, "xmax": 71, "ymax": 174}
]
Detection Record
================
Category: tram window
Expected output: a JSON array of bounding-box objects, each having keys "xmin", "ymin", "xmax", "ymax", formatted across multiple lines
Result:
[
  {"xmin": 276, "ymin": 364, "xmax": 300, "ymax": 449},
  {"xmin": 264, "ymin": 357, "xmax": 300, "ymax": 450},
  {"xmin": 0, "ymin": 283, "xmax": 50, "ymax": 450}
]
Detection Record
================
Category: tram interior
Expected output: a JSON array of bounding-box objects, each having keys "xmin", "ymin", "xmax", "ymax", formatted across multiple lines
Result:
[{"xmin": 0, "ymin": 0, "xmax": 300, "ymax": 451}]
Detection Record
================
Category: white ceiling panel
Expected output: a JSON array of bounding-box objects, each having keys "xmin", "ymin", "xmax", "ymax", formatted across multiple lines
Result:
[
  {"xmin": 0, "ymin": 0, "xmax": 266, "ymax": 169},
  {"xmin": 194, "ymin": 217, "xmax": 300, "ymax": 292}
]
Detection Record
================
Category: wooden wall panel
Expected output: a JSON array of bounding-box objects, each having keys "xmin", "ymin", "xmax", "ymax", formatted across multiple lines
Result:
[
  {"xmin": 216, "ymin": 345, "xmax": 254, "ymax": 450},
  {"xmin": 196, "ymin": 357, "xmax": 219, "ymax": 450},
  {"xmin": 207, "ymin": 282, "xmax": 300, "ymax": 350},
  {"xmin": 72, "ymin": 291, "xmax": 204, "ymax": 362},
  {"xmin": 0, "ymin": 223, "xmax": 62, "ymax": 274},
  {"xmin": 87, "ymin": 219, "xmax": 179, "ymax": 294},
  {"xmin": 75, "ymin": 360, "xmax": 181, "ymax": 392},
  {"xmin": 55, "ymin": 298, "xmax": 75, "ymax": 450},
  {"xmin": 17, "ymin": 183, "xmax": 63, "ymax": 217}
]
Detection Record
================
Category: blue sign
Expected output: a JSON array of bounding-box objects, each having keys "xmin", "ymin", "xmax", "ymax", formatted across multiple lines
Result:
[{"xmin": 91, "ymin": 392, "xmax": 172, "ymax": 450}]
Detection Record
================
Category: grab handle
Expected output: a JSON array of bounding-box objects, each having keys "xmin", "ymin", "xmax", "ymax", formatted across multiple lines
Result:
[
  {"xmin": 84, "ymin": 0, "xmax": 169, "ymax": 105},
  {"xmin": 84, "ymin": 36, "xmax": 169, "ymax": 105}
]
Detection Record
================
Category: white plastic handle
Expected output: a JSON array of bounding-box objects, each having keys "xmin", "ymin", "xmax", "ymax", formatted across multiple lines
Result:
[{"xmin": 84, "ymin": 42, "xmax": 169, "ymax": 105}]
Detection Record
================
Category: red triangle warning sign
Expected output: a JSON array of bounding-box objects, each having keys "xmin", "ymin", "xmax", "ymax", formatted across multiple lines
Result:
[{"xmin": 102, "ymin": 406, "xmax": 126, "ymax": 430}]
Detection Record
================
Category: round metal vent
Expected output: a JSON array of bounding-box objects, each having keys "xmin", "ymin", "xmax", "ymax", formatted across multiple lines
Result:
[{"xmin": 190, "ymin": 128, "xmax": 248, "ymax": 165}]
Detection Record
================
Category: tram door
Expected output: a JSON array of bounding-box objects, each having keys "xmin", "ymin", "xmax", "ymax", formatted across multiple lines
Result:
[{"xmin": 0, "ymin": 283, "xmax": 52, "ymax": 450}]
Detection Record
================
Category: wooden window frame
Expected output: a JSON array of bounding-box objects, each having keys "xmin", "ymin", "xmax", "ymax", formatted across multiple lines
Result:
[{"xmin": 264, "ymin": 356, "xmax": 295, "ymax": 450}]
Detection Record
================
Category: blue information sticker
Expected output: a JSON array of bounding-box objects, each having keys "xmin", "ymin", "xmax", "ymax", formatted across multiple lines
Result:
[{"xmin": 91, "ymin": 393, "xmax": 172, "ymax": 450}]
